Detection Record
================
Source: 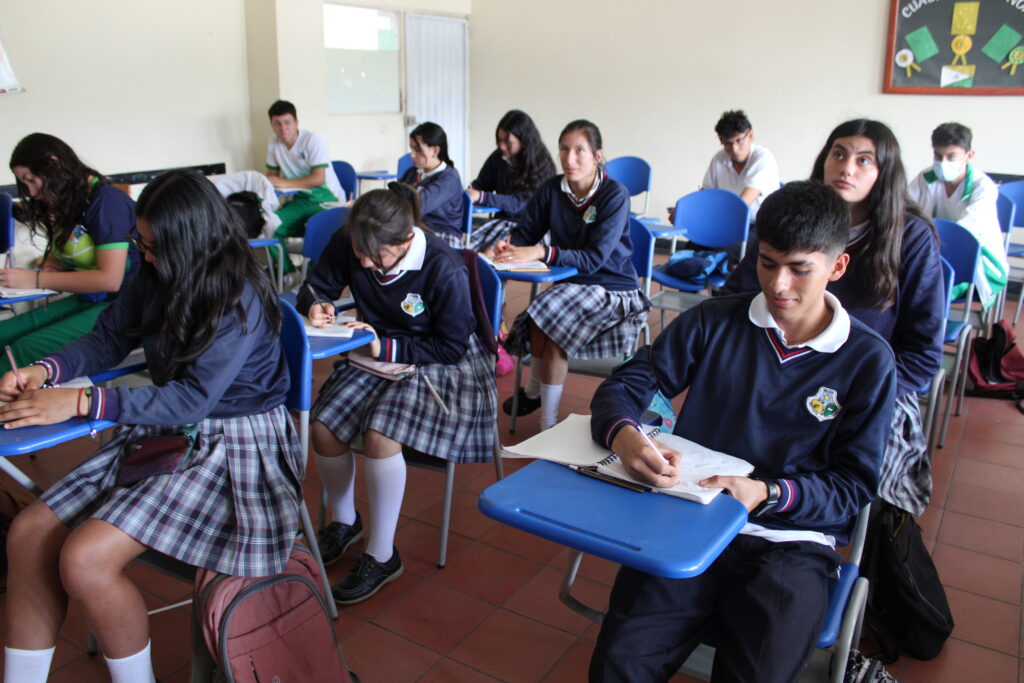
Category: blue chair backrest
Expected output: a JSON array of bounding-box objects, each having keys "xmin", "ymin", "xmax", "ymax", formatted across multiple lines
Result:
[
  {"xmin": 628, "ymin": 216, "xmax": 655, "ymax": 283},
  {"xmin": 462, "ymin": 191, "xmax": 473, "ymax": 238},
  {"xmin": 303, "ymin": 207, "xmax": 349, "ymax": 261},
  {"xmin": 997, "ymin": 193, "xmax": 1016, "ymax": 236},
  {"xmin": 938, "ymin": 256, "xmax": 954, "ymax": 322},
  {"xmin": 606, "ymin": 156, "xmax": 652, "ymax": 197},
  {"xmin": 397, "ymin": 153, "xmax": 414, "ymax": 179},
  {"xmin": 278, "ymin": 297, "xmax": 312, "ymax": 412},
  {"xmin": 935, "ymin": 218, "xmax": 980, "ymax": 302},
  {"xmin": 0, "ymin": 193, "xmax": 13, "ymax": 255},
  {"xmin": 476, "ymin": 254, "xmax": 503, "ymax": 338},
  {"xmin": 331, "ymin": 160, "xmax": 357, "ymax": 200},
  {"xmin": 999, "ymin": 180, "xmax": 1024, "ymax": 228},
  {"xmin": 672, "ymin": 188, "xmax": 750, "ymax": 248}
]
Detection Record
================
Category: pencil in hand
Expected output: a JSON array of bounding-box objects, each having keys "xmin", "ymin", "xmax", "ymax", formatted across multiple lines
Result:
[{"xmin": 4, "ymin": 345, "xmax": 24, "ymax": 392}]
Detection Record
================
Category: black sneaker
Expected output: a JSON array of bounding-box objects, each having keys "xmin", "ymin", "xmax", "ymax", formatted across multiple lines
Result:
[
  {"xmin": 317, "ymin": 513, "xmax": 364, "ymax": 566},
  {"xmin": 502, "ymin": 387, "xmax": 541, "ymax": 416},
  {"xmin": 332, "ymin": 548, "xmax": 403, "ymax": 605}
]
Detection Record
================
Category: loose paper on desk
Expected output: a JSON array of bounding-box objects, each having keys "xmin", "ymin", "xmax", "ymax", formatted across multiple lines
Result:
[
  {"xmin": 303, "ymin": 315, "xmax": 357, "ymax": 338},
  {"xmin": 0, "ymin": 287, "xmax": 55, "ymax": 298},
  {"xmin": 479, "ymin": 255, "xmax": 549, "ymax": 271},
  {"xmin": 501, "ymin": 413, "xmax": 754, "ymax": 504}
]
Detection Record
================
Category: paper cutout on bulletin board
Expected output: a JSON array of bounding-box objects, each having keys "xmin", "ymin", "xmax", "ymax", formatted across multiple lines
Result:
[
  {"xmin": 1002, "ymin": 46, "xmax": 1024, "ymax": 75},
  {"xmin": 0, "ymin": 38, "xmax": 23, "ymax": 95},
  {"xmin": 951, "ymin": 2, "xmax": 980, "ymax": 35},
  {"xmin": 982, "ymin": 24, "xmax": 1021, "ymax": 62},
  {"xmin": 895, "ymin": 48, "xmax": 922, "ymax": 77},
  {"xmin": 940, "ymin": 64, "xmax": 976, "ymax": 87},
  {"xmin": 950, "ymin": 34, "xmax": 973, "ymax": 65},
  {"xmin": 906, "ymin": 25, "xmax": 941, "ymax": 62}
]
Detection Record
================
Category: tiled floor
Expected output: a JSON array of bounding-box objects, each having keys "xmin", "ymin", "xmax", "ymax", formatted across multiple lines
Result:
[{"xmin": 2, "ymin": 279, "xmax": 1024, "ymax": 682}]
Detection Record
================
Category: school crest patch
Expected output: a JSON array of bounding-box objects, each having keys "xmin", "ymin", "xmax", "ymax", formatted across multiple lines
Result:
[
  {"xmin": 401, "ymin": 293, "xmax": 425, "ymax": 317},
  {"xmin": 806, "ymin": 386, "xmax": 841, "ymax": 422},
  {"xmin": 583, "ymin": 206, "xmax": 597, "ymax": 223}
]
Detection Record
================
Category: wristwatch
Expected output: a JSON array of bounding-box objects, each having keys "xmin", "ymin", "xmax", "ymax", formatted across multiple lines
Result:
[{"xmin": 752, "ymin": 479, "xmax": 781, "ymax": 517}]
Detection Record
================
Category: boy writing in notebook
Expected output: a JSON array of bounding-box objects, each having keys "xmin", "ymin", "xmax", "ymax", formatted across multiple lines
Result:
[{"xmin": 589, "ymin": 181, "xmax": 897, "ymax": 683}]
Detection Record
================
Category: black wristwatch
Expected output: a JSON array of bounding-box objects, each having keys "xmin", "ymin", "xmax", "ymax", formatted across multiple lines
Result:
[{"xmin": 752, "ymin": 479, "xmax": 781, "ymax": 517}]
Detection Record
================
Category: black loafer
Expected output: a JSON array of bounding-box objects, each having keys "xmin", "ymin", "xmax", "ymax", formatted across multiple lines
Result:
[
  {"xmin": 502, "ymin": 387, "xmax": 542, "ymax": 416},
  {"xmin": 332, "ymin": 548, "xmax": 403, "ymax": 604},
  {"xmin": 317, "ymin": 513, "xmax": 364, "ymax": 566}
]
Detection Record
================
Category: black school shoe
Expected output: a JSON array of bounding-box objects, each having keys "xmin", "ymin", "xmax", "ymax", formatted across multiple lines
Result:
[
  {"xmin": 318, "ymin": 513, "xmax": 364, "ymax": 566},
  {"xmin": 502, "ymin": 387, "xmax": 542, "ymax": 416},
  {"xmin": 332, "ymin": 548, "xmax": 404, "ymax": 604}
]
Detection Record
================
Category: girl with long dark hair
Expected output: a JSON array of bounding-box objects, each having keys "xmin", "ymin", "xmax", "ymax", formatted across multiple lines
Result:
[
  {"xmin": 0, "ymin": 171, "xmax": 301, "ymax": 683},
  {"xmin": 723, "ymin": 119, "xmax": 945, "ymax": 515},
  {"xmin": 297, "ymin": 187, "xmax": 496, "ymax": 604},
  {"xmin": 397, "ymin": 121, "xmax": 465, "ymax": 249},
  {"xmin": 467, "ymin": 109, "xmax": 557, "ymax": 251},
  {"xmin": 495, "ymin": 120, "xmax": 650, "ymax": 431},
  {"xmin": 0, "ymin": 133, "xmax": 138, "ymax": 373}
]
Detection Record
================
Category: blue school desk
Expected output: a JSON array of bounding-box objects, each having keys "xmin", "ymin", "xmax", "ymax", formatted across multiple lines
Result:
[
  {"xmin": 308, "ymin": 327, "xmax": 374, "ymax": 359},
  {"xmin": 0, "ymin": 292, "xmax": 51, "ymax": 306},
  {"xmin": 355, "ymin": 170, "xmax": 399, "ymax": 197},
  {"xmin": 478, "ymin": 459, "xmax": 748, "ymax": 578},
  {"xmin": 472, "ymin": 205, "xmax": 499, "ymax": 214}
]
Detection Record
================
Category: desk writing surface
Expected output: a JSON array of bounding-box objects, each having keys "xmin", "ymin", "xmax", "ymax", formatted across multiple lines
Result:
[
  {"xmin": 495, "ymin": 266, "xmax": 578, "ymax": 284},
  {"xmin": 309, "ymin": 327, "xmax": 374, "ymax": 360},
  {"xmin": 479, "ymin": 460, "xmax": 748, "ymax": 579},
  {"xmin": 0, "ymin": 419, "xmax": 116, "ymax": 457}
]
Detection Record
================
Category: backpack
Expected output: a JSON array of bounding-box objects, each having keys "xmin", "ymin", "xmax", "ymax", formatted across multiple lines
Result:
[
  {"xmin": 862, "ymin": 502, "xmax": 954, "ymax": 662},
  {"xmin": 658, "ymin": 248, "xmax": 730, "ymax": 286},
  {"xmin": 226, "ymin": 190, "xmax": 266, "ymax": 239},
  {"xmin": 193, "ymin": 544, "xmax": 354, "ymax": 682},
  {"xmin": 966, "ymin": 320, "xmax": 1024, "ymax": 413}
]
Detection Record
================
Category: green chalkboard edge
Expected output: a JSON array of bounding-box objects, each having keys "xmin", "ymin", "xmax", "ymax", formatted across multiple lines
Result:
[{"xmin": 882, "ymin": 0, "xmax": 1024, "ymax": 96}]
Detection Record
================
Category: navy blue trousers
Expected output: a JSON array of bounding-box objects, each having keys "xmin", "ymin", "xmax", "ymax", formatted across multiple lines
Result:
[{"xmin": 589, "ymin": 534, "xmax": 840, "ymax": 683}]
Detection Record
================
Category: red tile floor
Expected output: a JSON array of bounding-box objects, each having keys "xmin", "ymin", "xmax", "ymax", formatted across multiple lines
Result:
[{"xmin": 2, "ymin": 279, "xmax": 1023, "ymax": 682}]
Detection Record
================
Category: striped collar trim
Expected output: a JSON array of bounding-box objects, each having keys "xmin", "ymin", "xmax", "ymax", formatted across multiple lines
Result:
[
  {"xmin": 748, "ymin": 291, "xmax": 850, "ymax": 354},
  {"xmin": 560, "ymin": 169, "xmax": 604, "ymax": 209},
  {"xmin": 372, "ymin": 227, "xmax": 426, "ymax": 285}
]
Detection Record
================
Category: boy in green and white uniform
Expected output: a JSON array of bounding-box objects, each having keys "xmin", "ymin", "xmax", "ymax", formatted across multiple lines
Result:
[{"xmin": 908, "ymin": 122, "xmax": 1007, "ymax": 309}]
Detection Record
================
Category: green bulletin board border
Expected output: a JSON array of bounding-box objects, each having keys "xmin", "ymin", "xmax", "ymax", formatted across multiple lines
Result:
[{"xmin": 884, "ymin": 0, "xmax": 1024, "ymax": 95}]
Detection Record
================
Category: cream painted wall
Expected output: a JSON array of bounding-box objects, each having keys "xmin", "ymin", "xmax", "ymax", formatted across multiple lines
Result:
[
  {"xmin": 469, "ymin": 0, "xmax": 1023, "ymax": 219},
  {"xmin": 0, "ymin": 0, "xmax": 252, "ymax": 187}
]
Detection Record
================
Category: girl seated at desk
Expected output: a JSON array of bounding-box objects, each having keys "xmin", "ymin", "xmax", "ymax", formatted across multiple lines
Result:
[
  {"xmin": 0, "ymin": 133, "xmax": 139, "ymax": 373},
  {"xmin": 298, "ymin": 187, "xmax": 496, "ymax": 604},
  {"xmin": 398, "ymin": 122, "xmax": 465, "ymax": 249},
  {"xmin": 0, "ymin": 171, "xmax": 302, "ymax": 683},
  {"xmin": 495, "ymin": 119, "xmax": 650, "ymax": 431},
  {"xmin": 467, "ymin": 109, "xmax": 556, "ymax": 252}
]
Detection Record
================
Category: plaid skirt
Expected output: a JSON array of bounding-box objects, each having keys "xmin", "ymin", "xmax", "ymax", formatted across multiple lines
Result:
[
  {"xmin": 505, "ymin": 283, "xmax": 650, "ymax": 360},
  {"xmin": 313, "ymin": 335, "xmax": 497, "ymax": 463},
  {"xmin": 468, "ymin": 218, "xmax": 515, "ymax": 253},
  {"xmin": 878, "ymin": 393, "xmax": 931, "ymax": 516},
  {"xmin": 434, "ymin": 230, "xmax": 465, "ymax": 250},
  {"xmin": 42, "ymin": 405, "xmax": 304, "ymax": 577}
]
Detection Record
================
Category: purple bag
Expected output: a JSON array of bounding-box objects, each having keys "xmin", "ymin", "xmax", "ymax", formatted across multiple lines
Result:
[{"xmin": 116, "ymin": 426, "xmax": 200, "ymax": 487}]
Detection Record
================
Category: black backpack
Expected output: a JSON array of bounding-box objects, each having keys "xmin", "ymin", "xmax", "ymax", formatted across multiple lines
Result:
[
  {"xmin": 862, "ymin": 501, "xmax": 954, "ymax": 662},
  {"xmin": 226, "ymin": 190, "xmax": 265, "ymax": 239}
]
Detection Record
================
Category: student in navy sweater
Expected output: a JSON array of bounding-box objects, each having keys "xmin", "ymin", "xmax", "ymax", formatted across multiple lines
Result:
[
  {"xmin": 589, "ymin": 182, "xmax": 897, "ymax": 683},
  {"xmin": 398, "ymin": 121, "xmax": 465, "ymax": 249},
  {"xmin": 467, "ymin": 109, "xmax": 556, "ymax": 252},
  {"xmin": 494, "ymin": 120, "xmax": 650, "ymax": 430},
  {"xmin": 298, "ymin": 187, "xmax": 496, "ymax": 604},
  {"xmin": 0, "ymin": 171, "xmax": 301, "ymax": 683},
  {"xmin": 723, "ymin": 119, "xmax": 944, "ymax": 516}
]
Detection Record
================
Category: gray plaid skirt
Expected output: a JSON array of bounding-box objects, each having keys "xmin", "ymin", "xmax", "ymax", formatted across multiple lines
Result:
[
  {"xmin": 504, "ymin": 283, "xmax": 650, "ymax": 360},
  {"xmin": 42, "ymin": 405, "xmax": 304, "ymax": 577},
  {"xmin": 878, "ymin": 393, "xmax": 931, "ymax": 516},
  {"xmin": 313, "ymin": 335, "xmax": 497, "ymax": 463},
  {"xmin": 468, "ymin": 218, "xmax": 515, "ymax": 253},
  {"xmin": 434, "ymin": 230, "xmax": 465, "ymax": 250}
]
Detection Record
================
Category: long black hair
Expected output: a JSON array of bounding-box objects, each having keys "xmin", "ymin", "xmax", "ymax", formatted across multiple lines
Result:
[
  {"xmin": 495, "ymin": 110, "xmax": 556, "ymax": 194},
  {"xmin": 810, "ymin": 119, "xmax": 930, "ymax": 308},
  {"xmin": 131, "ymin": 171, "xmax": 281, "ymax": 384},
  {"xmin": 345, "ymin": 189, "xmax": 415, "ymax": 270},
  {"xmin": 410, "ymin": 122, "xmax": 454, "ymax": 167},
  {"xmin": 9, "ymin": 133, "xmax": 104, "ymax": 250}
]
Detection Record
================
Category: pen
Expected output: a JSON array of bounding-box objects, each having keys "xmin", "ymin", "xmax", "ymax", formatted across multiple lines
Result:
[
  {"xmin": 5, "ymin": 345, "xmax": 24, "ymax": 391},
  {"xmin": 575, "ymin": 466, "xmax": 654, "ymax": 493},
  {"xmin": 635, "ymin": 424, "xmax": 660, "ymax": 452},
  {"xmin": 306, "ymin": 284, "xmax": 335, "ymax": 324}
]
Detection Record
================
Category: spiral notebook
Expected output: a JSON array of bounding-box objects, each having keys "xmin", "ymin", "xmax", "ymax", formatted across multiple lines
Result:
[{"xmin": 501, "ymin": 414, "xmax": 753, "ymax": 504}]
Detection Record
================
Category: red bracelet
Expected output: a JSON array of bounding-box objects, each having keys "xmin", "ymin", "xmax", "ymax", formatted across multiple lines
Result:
[{"xmin": 77, "ymin": 387, "xmax": 87, "ymax": 421}]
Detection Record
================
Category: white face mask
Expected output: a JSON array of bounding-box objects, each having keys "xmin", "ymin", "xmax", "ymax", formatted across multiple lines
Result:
[{"xmin": 932, "ymin": 160, "xmax": 965, "ymax": 183}]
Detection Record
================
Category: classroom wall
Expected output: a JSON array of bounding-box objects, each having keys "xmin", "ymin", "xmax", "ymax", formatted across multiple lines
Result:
[
  {"xmin": 0, "ymin": 0, "xmax": 253, "ymax": 187},
  {"xmin": 468, "ymin": 0, "xmax": 1024, "ymax": 218}
]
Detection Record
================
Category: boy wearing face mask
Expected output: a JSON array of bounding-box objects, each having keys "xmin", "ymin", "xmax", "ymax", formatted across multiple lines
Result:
[{"xmin": 908, "ymin": 122, "xmax": 1007, "ymax": 309}]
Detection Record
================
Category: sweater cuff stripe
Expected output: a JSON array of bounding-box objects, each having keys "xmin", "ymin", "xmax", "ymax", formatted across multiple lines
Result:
[
  {"xmin": 36, "ymin": 357, "xmax": 63, "ymax": 385},
  {"xmin": 603, "ymin": 416, "xmax": 639, "ymax": 449},
  {"xmin": 776, "ymin": 479, "xmax": 797, "ymax": 512},
  {"xmin": 545, "ymin": 246, "xmax": 557, "ymax": 264}
]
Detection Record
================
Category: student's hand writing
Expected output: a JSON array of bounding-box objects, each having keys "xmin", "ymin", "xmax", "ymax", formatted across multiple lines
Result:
[
  {"xmin": 610, "ymin": 427, "xmax": 681, "ymax": 488},
  {"xmin": 492, "ymin": 243, "xmax": 545, "ymax": 264},
  {"xmin": 699, "ymin": 475, "xmax": 768, "ymax": 512},
  {"xmin": 308, "ymin": 302, "xmax": 336, "ymax": 328},
  {"xmin": 0, "ymin": 268, "xmax": 37, "ymax": 289},
  {"xmin": 0, "ymin": 388, "xmax": 79, "ymax": 429},
  {"xmin": 344, "ymin": 321, "xmax": 380, "ymax": 357},
  {"xmin": 0, "ymin": 365, "xmax": 47, "ymax": 402},
  {"xmin": 466, "ymin": 187, "xmax": 482, "ymax": 203}
]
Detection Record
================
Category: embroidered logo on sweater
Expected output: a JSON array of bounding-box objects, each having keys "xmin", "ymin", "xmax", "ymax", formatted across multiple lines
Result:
[
  {"xmin": 583, "ymin": 206, "xmax": 598, "ymax": 223},
  {"xmin": 806, "ymin": 386, "xmax": 841, "ymax": 422},
  {"xmin": 401, "ymin": 293, "xmax": 425, "ymax": 317}
]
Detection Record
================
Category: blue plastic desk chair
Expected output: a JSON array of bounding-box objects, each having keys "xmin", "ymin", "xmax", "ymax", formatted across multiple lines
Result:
[
  {"xmin": 605, "ymin": 156, "xmax": 653, "ymax": 219},
  {"xmin": 994, "ymin": 194, "xmax": 1024, "ymax": 326},
  {"xmin": 397, "ymin": 153, "xmax": 414, "ymax": 180},
  {"xmin": 0, "ymin": 192, "xmax": 14, "ymax": 258},
  {"xmin": 248, "ymin": 237, "xmax": 284, "ymax": 293},
  {"xmin": 461, "ymin": 191, "xmax": 474, "ymax": 247},
  {"xmin": 331, "ymin": 160, "xmax": 357, "ymax": 201},
  {"xmin": 999, "ymin": 180, "xmax": 1024, "ymax": 253},
  {"xmin": 917, "ymin": 258, "xmax": 955, "ymax": 456}
]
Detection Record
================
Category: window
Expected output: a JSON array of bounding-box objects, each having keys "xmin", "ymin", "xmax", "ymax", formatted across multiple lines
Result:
[{"xmin": 324, "ymin": 5, "xmax": 401, "ymax": 115}]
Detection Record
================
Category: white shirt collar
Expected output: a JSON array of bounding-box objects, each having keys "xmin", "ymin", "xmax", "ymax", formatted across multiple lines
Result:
[
  {"xmin": 417, "ymin": 161, "xmax": 447, "ymax": 181},
  {"xmin": 560, "ymin": 169, "xmax": 603, "ymax": 207},
  {"xmin": 379, "ymin": 226, "xmax": 427, "ymax": 277},
  {"xmin": 747, "ymin": 290, "xmax": 850, "ymax": 352}
]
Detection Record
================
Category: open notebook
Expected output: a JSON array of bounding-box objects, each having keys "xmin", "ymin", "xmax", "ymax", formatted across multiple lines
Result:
[
  {"xmin": 501, "ymin": 413, "xmax": 754, "ymax": 504},
  {"xmin": 478, "ymin": 255, "xmax": 549, "ymax": 272},
  {"xmin": 303, "ymin": 315, "xmax": 357, "ymax": 338}
]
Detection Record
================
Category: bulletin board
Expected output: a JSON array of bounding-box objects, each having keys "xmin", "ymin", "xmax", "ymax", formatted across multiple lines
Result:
[{"xmin": 884, "ymin": 0, "xmax": 1024, "ymax": 95}]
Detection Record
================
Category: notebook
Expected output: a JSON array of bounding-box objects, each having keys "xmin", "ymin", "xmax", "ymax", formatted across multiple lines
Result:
[
  {"xmin": 0, "ymin": 286, "xmax": 55, "ymax": 298},
  {"xmin": 501, "ymin": 413, "xmax": 754, "ymax": 504},
  {"xmin": 479, "ymin": 255, "xmax": 549, "ymax": 272},
  {"xmin": 303, "ymin": 315, "xmax": 357, "ymax": 338}
]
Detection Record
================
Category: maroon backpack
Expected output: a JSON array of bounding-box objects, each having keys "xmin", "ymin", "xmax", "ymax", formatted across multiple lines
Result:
[
  {"xmin": 967, "ymin": 320, "xmax": 1024, "ymax": 413},
  {"xmin": 193, "ymin": 544, "xmax": 354, "ymax": 682}
]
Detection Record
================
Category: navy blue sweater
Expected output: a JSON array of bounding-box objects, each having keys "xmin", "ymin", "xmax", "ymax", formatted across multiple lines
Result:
[
  {"xmin": 721, "ymin": 216, "xmax": 943, "ymax": 397},
  {"xmin": 591, "ymin": 293, "xmax": 896, "ymax": 545},
  {"xmin": 470, "ymin": 150, "xmax": 534, "ymax": 221},
  {"xmin": 399, "ymin": 165, "xmax": 464, "ymax": 239},
  {"xmin": 511, "ymin": 174, "xmax": 639, "ymax": 291},
  {"xmin": 297, "ymin": 230, "xmax": 474, "ymax": 366},
  {"xmin": 41, "ymin": 270, "xmax": 289, "ymax": 424}
]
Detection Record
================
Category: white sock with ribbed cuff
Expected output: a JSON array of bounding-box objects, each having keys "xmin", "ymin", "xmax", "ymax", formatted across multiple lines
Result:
[
  {"xmin": 3, "ymin": 645, "xmax": 56, "ymax": 683},
  {"xmin": 104, "ymin": 640, "xmax": 156, "ymax": 683},
  {"xmin": 539, "ymin": 383, "xmax": 563, "ymax": 431},
  {"xmin": 316, "ymin": 451, "xmax": 357, "ymax": 525},
  {"xmin": 362, "ymin": 451, "xmax": 406, "ymax": 563}
]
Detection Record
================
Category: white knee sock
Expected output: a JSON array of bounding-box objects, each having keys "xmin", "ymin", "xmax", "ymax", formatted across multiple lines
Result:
[
  {"xmin": 3, "ymin": 646, "xmax": 55, "ymax": 683},
  {"xmin": 104, "ymin": 640, "xmax": 156, "ymax": 683},
  {"xmin": 525, "ymin": 356, "xmax": 543, "ymax": 399},
  {"xmin": 540, "ymin": 383, "xmax": 564, "ymax": 431},
  {"xmin": 316, "ymin": 451, "xmax": 357, "ymax": 525},
  {"xmin": 361, "ymin": 452, "xmax": 406, "ymax": 563}
]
